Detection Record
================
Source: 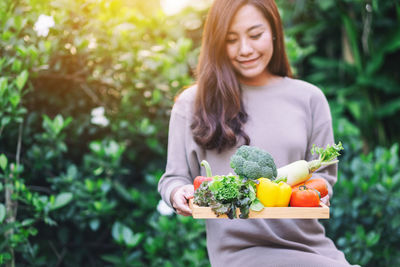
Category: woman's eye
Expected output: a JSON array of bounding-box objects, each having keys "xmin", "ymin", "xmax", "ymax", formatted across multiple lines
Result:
[
  {"xmin": 250, "ymin": 33, "xmax": 262, "ymax": 39},
  {"xmin": 226, "ymin": 39, "xmax": 237, "ymax": 44}
]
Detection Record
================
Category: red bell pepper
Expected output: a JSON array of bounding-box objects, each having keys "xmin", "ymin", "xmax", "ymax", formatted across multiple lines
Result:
[{"xmin": 193, "ymin": 160, "xmax": 213, "ymax": 191}]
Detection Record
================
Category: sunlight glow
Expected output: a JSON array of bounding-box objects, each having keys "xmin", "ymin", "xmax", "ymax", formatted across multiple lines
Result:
[{"xmin": 160, "ymin": 0, "xmax": 190, "ymax": 15}]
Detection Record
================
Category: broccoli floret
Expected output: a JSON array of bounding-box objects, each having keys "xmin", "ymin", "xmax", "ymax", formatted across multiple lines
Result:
[{"xmin": 230, "ymin": 145, "xmax": 277, "ymax": 180}]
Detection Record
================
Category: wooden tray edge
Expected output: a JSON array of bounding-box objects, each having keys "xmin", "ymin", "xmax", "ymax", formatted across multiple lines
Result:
[{"xmin": 189, "ymin": 199, "xmax": 329, "ymax": 219}]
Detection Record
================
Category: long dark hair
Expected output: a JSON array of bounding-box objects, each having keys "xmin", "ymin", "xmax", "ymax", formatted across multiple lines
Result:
[{"xmin": 191, "ymin": 0, "xmax": 292, "ymax": 152}]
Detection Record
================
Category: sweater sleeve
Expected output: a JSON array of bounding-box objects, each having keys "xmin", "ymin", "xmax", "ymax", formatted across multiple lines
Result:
[
  {"xmin": 305, "ymin": 90, "xmax": 337, "ymax": 198},
  {"xmin": 157, "ymin": 91, "xmax": 201, "ymax": 208}
]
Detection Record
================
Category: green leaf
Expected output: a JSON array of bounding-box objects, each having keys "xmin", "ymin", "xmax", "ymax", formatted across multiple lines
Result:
[
  {"xmin": 152, "ymin": 89, "xmax": 161, "ymax": 103},
  {"xmin": 341, "ymin": 13, "xmax": 362, "ymax": 72},
  {"xmin": 0, "ymin": 57, "xmax": 6, "ymax": 70},
  {"xmin": 346, "ymin": 101, "xmax": 362, "ymax": 120},
  {"xmin": 89, "ymin": 141, "xmax": 102, "ymax": 154},
  {"xmin": 42, "ymin": 114, "xmax": 71, "ymax": 136},
  {"xmin": 15, "ymin": 70, "xmax": 29, "ymax": 91},
  {"xmin": 13, "ymin": 15, "xmax": 23, "ymax": 32},
  {"xmin": 250, "ymin": 198, "xmax": 264, "ymax": 212},
  {"xmin": 112, "ymin": 221, "xmax": 124, "ymax": 243},
  {"xmin": 89, "ymin": 219, "xmax": 100, "ymax": 231},
  {"xmin": 318, "ymin": 0, "xmax": 335, "ymax": 10},
  {"xmin": 84, "ymin": 179, "xmax": 95, "ymax": 192},
  {"xmin": 44, "ymin": 217, "xmax": 57, "ymax": 226},
  {"xmin": 366, "ymin": 29, "xmax": 400, "ymax": 75},
  {"xmin": 11, "ymin": 59, "xmax": 22, "ymax": 72},
  {"xmin": 51, "ymin": 192, "xmax": 73, "ymax": 210},
  {"xmin": 105, "ymin": 140, "xmax": 121, "ymax": 157},
  {"xmin": 0, "ymin": 204, "xmax": 6, "ymax": 223},
  {"xmin": 366, "ymin": 231, "xmax": 380, "ymax": 247},
  {"xmin": 1, "ymin": 116, "xmax": 11, "ymax": 127},
  {"xmin": 122, "ymin": 226, "xmax": 134, "ymax": 245},
  {"xmin": 0, "ymin": 252, "xmax": 12, "ymax": 262},
  {"xmin": 113, "ymin": 181, "xmax": 135, "ymax": 202},
  {"xmin": 21, "ymin": 219, "xmax": 35, "ymax": 226},
  {"xmin": 53, "ymin": 114, "xmax": 64, "ymax": 135},
  {"xmin": 93, "ymin": 167, "xmax": 103, "ymax": 176},
  {"xmin": 101, "ymin": 254, "xmax": 122, "ymax": 264},
  {"xmin": 9, "ymin": 92, "xmax": 20, "ymax": 108},
  {"xmin": 93, "ymin": 201, "xmax": 102, "ymax": 211},
  {"xmin": 16, "ymin": 45, "xmax": 27, "ymax": 57},
  {"xmin": 42, "ymin": 114, "xmax": 52, "ymax": 132},
  {"xmin": 376, "ymin": 98, "xmax": 400, "ymax": 117},
  {"xmin": 0, "ymin": 154, "xmax": 7, "ymax": 171},
  {"xmin": 111, "ymin": 221, "xmax": 142, "ymax": 247},
  {"xmin": 0, "ymin": 77, "xmax": 7, "ymax": 97},
  {"xmin": 124, "ymin": 232, "xmax": 143, "ymax": 248},
  {"xmin": 29, "ymin": 227, "xmax": 38, "ymax": 236},
  {"xmin": 2, "ymin": 30, "xmax": 13, "ymax": 41}
]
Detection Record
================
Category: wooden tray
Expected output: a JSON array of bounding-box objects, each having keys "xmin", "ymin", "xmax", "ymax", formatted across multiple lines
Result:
[{"xmin": 189, "ymin": 199, "xmax": 329, "ymax": 219}]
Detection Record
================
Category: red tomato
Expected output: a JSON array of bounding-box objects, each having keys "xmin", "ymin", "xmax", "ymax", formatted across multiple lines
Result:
[{"xmin": 290, "ymin": 185, "xmax": 320, "ymax": 207}]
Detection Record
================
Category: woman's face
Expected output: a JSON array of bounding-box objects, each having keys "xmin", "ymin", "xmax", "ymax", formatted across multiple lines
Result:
[{"xmin": 226, "ymin": 4, "xmax": 274, "ymax": 86}]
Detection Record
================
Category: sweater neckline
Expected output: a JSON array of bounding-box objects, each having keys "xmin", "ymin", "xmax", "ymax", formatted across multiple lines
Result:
[{"xmin": 241, "ymin": 76, "xmax": 288, "ymax": 90}]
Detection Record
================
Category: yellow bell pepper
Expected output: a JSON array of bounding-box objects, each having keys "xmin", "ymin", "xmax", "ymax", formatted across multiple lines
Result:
[{"xmin": 256, "ymin": 177, "xmax": 292, "ymax": 207}]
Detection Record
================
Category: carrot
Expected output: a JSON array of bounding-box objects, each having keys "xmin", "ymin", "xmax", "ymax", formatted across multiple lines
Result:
[
  {"xmin": 277, "ymin": 142, "xmax": 343, "ymax": 186},
  {"xmin": 292, "ymin": 177, "xmax": 328, "ymax": 198}
]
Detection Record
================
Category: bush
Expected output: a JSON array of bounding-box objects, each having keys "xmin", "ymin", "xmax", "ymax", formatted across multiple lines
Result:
[
  {"xmin": 278, "ymin": 0, "xmax": 400, "ymax": 151},
  {"xmin": 324, "ymin": 143, "xmax": 400, "ymax": 266},
  {"xmin": 1, "ymin": 0, "xmax": 400, "ymax": 266},
  {"xmin": 1, "ymin": 0, "xmax": 209, "ymax": 265}
]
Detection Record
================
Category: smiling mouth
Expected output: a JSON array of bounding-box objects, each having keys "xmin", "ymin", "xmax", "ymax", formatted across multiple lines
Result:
[{"xmin": 237, "ymin": 56, "xmax": 261, "ymax": 65}]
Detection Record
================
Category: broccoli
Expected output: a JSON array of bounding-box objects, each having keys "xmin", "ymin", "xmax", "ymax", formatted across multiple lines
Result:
[{"xmin": 230, "ymin": 145, "xmax": 277, "ymax": 181}]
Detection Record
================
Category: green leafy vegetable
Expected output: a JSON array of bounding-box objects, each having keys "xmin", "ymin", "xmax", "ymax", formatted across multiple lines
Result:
[
  {"xmin": 311, "ymin": 141, "xmax": 344, "ymax": 163},
  {"xmin": 194, "ymin": 181, "xmax": 235, "ymax": 218},
  {"xmin": 194, "ymin": 174, "xmax": 262, "ymax": 219},
  {"xmin": 208, "ymin": 175, "xmax": 239, "ymax": 203},
  {"xmin": 309, "ymin": 142, "xmax": 344, "ymax": 172},
  {"xmin": 193, "ymin": 181, "xmax": 213, "ymax": 207}
]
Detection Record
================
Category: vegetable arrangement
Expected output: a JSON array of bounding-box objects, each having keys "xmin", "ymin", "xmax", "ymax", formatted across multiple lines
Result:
[{"xmin": 193, "ymin": 142, "xmax": 343, "ymax": 219}]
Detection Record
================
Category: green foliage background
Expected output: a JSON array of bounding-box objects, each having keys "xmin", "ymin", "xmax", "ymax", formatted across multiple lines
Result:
[{"xmin": 0, "ymin": 0, "xmax": 399, "ymax": 266}]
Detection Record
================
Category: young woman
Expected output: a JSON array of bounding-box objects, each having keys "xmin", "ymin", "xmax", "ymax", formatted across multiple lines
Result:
[{"xmin": 158, "ymin": 0, "xmax": 358, "ymax": 266}]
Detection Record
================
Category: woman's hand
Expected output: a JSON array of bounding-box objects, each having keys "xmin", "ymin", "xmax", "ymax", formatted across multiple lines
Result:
[{"xmin": 170, "ymin": 184, "xmax": 194, "ymax": 216}]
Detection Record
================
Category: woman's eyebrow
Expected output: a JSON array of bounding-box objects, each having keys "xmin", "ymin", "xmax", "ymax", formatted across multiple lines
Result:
[
  {"xmin": 246, "ymin": 24, "xmax": 264, "ymax": 32},
  {"xmin": 227, "ymin": 24, "xmax": 264, "ymax": 35}
]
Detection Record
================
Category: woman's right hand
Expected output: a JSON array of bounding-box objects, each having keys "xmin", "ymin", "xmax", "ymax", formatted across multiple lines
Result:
[{"xmin": 170, "ymin": 184, "xmax": 194, "ymax": 216}]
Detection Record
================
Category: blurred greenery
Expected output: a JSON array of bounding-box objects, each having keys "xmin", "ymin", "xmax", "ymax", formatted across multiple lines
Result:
[{"xmin": 0, "ymin": 0, "xmax": 399, "ymax": 266}]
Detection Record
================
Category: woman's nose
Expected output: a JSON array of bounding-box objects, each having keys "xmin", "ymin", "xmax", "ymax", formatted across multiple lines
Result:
[{"xmin": 239, "ymin": 38, "xmax": 253, "ymax": 56}]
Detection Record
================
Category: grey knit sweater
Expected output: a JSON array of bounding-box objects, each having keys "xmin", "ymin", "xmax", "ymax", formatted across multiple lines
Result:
[{"xmin": 158, "ymin": 77, "xmax": 359, "ymax": 267}]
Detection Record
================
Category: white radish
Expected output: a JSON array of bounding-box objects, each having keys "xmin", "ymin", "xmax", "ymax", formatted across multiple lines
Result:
[
  {"xmin": 277, "ymin": 160, "xmax": 312, "ymax": 186},
  {"xmin": 276, "ymin": 142, "xmax": 344, "ymax": 186}
]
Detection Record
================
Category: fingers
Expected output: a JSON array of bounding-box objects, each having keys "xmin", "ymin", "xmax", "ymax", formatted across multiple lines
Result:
[
  {"xmin": 171, "ymin": 184, "xmax": 194, "ymax": 216},
  {"xmin": 183, "ymin": 186, "xmax": 194, "ymax": 199}
]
